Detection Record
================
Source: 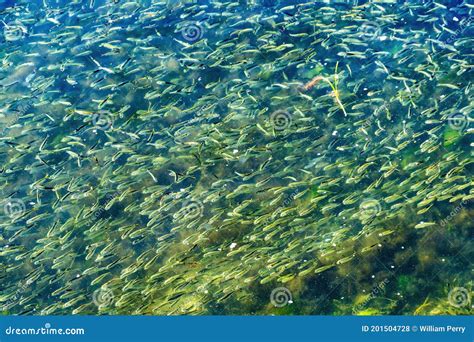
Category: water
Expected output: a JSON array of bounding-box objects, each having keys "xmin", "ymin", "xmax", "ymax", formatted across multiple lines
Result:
[{"xmin": 0, "ymin": 0, "xmax": 472, "ymax": 316}]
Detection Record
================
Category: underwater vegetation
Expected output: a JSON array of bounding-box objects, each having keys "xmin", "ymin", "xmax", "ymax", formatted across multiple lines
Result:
[{"xmin": 0, "ymin": 0, "xmax": 472, "ymax": 315}]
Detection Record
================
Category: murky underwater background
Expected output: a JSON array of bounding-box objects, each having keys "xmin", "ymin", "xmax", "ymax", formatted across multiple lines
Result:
[{"xmin": 0, "ymin": 0, "xmax": 472, "ymax": 315}]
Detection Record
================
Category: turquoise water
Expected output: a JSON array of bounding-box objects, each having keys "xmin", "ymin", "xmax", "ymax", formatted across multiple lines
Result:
[{"xmin": 0, "ymin": 0, "xmax": 472, "ymax": 315}]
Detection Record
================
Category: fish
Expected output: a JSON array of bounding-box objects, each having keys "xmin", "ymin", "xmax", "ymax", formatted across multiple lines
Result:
[{"xmin": 0, "ymin": 0, "xmax": 471, "ymax": 317}]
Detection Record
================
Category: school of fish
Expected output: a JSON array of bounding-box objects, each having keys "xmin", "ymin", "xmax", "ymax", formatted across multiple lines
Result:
[{"xmin": 0, "ymin": 0, "xmax": 472, "ymax": 315}]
